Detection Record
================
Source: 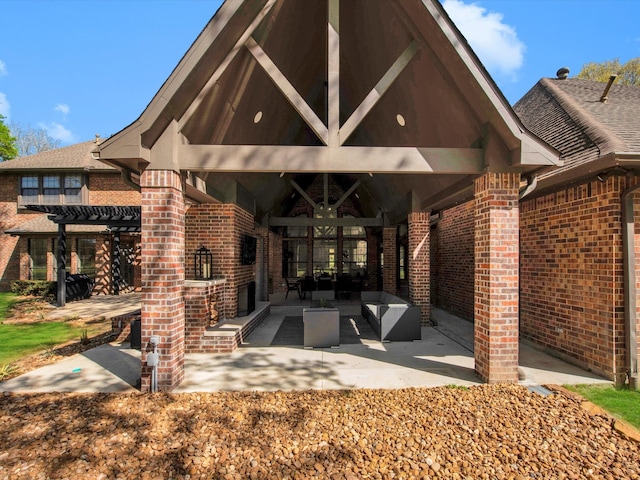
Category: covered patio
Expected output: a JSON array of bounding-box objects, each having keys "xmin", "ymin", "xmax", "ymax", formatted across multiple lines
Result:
[
  {"xmin": 0, "ymin": 295, "xmax": 610, "ymax": 393},
  {"xmin": 95, "ymin": 0, "xmax": 560, "ymax": 391}
]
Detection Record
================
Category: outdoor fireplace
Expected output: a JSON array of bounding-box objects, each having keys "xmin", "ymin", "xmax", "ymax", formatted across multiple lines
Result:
[{"xmin": 237, "ymin": 281, "xmax": 256, "ymax": 317}]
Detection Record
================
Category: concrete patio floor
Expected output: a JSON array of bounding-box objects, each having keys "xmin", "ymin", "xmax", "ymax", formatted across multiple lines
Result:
[{"xmin": 1, "ymin": 294, "xmax": 611, "ymax": 393}]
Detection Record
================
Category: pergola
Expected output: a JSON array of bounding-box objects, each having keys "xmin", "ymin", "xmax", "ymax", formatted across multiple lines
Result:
[
  {"xmin": 95, "ymin": 0, "xmax": 560, "ymax": 391},
  {"xmin": 26, "ymin": 205, "xmax": 141, "ymax": 306}
]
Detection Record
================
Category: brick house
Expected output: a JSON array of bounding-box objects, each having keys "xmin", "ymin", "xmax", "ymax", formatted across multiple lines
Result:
[
  {"xmin": 0, "ymin": 137, "xmax": 141, "ymax": 294},
  {"xmin": 433, "ymin": 72, "xmax": 640, "ymax": 388},
  {"xmin": 94, "ymin": 0, "xmax": 561, "ymax": 392}
]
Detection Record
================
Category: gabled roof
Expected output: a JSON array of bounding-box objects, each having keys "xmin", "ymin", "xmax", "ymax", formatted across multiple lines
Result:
[
  {"xmin": 514, "ymin": 77, "xmax": 640, "ymax": 190},
  {"xmin": 97, "ymin": 0, "xmax": 559, "ymax": 218},
  {"xmin": 0, "ymin": 139, "xmax": 114, "ymax": 172}
]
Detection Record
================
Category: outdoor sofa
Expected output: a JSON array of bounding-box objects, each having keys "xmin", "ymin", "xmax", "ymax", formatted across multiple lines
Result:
[{"xmin": 360, "ymin": 291, "xmax": 421, "ymax": 342}]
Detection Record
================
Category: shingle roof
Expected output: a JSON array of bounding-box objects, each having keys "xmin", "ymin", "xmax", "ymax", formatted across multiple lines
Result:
[
  {"xmin": 514, "ymin": 78, "xmax": 640, "ymax": 182},
  {"xmin": 0, "ymin": 139, "xmax": 115, "ymax": 171}
]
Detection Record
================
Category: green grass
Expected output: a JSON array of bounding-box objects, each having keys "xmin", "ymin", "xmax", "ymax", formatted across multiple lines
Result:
[
  {"xmin": 0, "ymin": 292, "xmax": 17, "ymax": 322},
  {"xmin": 0, "ymin": 292, "xmax": 85, "ymax": 365},
  {"xmin": 565, "ymin": 384, "xmax": 640, "ymax": 429}
]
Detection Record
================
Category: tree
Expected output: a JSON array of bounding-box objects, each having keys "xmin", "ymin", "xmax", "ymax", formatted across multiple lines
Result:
[
  {"xmin": 577, "ymin": 57, "xmax": 640, "ymax": 86},
  {"xmin": 0, "ymin": 115, "xmax": 18, "ymax": 162},
  {"xmin": 9, "ymin": 122, "xmax": 60, "ymax": 157}
]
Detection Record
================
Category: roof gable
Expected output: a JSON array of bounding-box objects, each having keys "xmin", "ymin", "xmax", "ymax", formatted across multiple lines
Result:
[{"xmin": 97, "ymin": 0, "xmax": 559, "ymax": 215}]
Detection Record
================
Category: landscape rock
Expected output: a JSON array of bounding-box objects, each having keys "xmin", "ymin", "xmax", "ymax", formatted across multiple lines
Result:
[{"xmin": 0, "ymin": 384, "xmax": 639, "ymax": 479}]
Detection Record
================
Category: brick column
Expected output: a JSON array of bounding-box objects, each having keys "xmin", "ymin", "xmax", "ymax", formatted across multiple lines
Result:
[
  {"xmin": 474, "ymin": 172, "xmax": 520, "ymax": 383},
  {"xmin": 408, "ymin": 212, "xmax": 430, "ymax": 325},
  {"xmin": 383, "ymin": 227, "xmax": 397, "ymax": 295},
  {"xmin": 140, "ymin": 170, "xmax": 185, "ymax": 392}
]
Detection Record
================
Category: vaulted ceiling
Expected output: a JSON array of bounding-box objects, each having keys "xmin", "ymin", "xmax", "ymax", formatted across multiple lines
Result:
[{"xmin": 97, "ymin": 0, "xmax": 559, "ymax": 225}]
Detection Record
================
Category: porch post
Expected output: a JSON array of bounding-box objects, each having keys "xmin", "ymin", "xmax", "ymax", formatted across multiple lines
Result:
[
  {"xmin": 112, "ymin": 232, "xmax": 121, "ymax": 296},
  {"xmin": 408, "ymin": 212, "xmax": 430, "ymax": 325},
  {"xmin": 56, "ymin": 223, "xmax": 66, "ymax": 307},
  {"xmin": 140, "ymin": 169, "xmax": 186, "ymax": 392},
  {"xmin": 382, "ymin": 226, "xmax": 397, "ymax": 295},
  {"xmin": 474, "ymin": 172, "xmax": 520, "ymax": 383}
]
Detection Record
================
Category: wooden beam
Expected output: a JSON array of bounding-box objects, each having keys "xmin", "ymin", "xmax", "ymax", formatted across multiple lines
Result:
[
  {"xmin": 340, "ymin": 41, "xmax": 419, "ymax": 145},
  {"xmin": 290, "ymin": 180, "xmax": 318, "ymax": 209},
  {"xmin": 245, "ymin": 37, "xmax": 329, "ymax": 145},
  {"xmin": 177, "ymin": 0, "xmax": 277, "ymax": 130},
  {"xmin": 334, "ymin": 179, "xmax": 361, "ymax": 210},
  {"xmin": 268, "ymin": 216, "xmax": 383, "ymax": 227},
  {"xmin": 178, "ymin": 144, "xmax": 484, "ymax": 174},
  {"xmin": 328, "ymin": 0, "xmax": 340, "ymax": 147}
]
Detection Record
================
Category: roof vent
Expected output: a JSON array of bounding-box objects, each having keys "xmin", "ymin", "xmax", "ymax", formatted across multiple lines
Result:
[
  {"xmin": 94, "ymin": 134, "xmax": 102, "ymax": 145},
  {"xmin": 600, "ymin": 74, "xmax": 618, "ymax": 103},
  {"xmin": 556, "ymin": 67, "xmax": 570, "ymax": 80}
]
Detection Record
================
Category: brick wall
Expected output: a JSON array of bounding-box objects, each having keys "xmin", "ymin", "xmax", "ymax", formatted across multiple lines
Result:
[
  {"xmin": 408, "ymin": 212, "xmax": 430, "ymax": 325},
  {"xmin": 88, "ymin": 172, "xmax": 141, "ymax": 205},
  {"xmin": 0, "ymin": 171, "xmax": 140, "ymax": 290},
  {"xmin": 185, "ymin": 203, "xmax": 256, "ymax": 319},
  {"xmin": 383, "ymin": 227, "xmax": 397, "ymax": 294},
  {"xmin": 430, "ymin": 202, "xmax": 475, "ymax": 320},
  {"xmin": 0, "ymin": 173, "xmax": 41, "ymax": 289},
  {"xmin": 184, "ymin": 281, "xmax": 224, "ymax": 352},
  {"xmin": 520, "ymin": 177, "xmax": 637, "ymax": 382},
  {"xmin": 140, "ymin": 170, "xmax": 185, "ymax": 392},
  {"xmin": 474, "ymin": 172, "xmax": 520, "ymax": 384}
]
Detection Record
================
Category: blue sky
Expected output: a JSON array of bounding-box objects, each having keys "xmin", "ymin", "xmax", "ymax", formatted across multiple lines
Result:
[{"xmin": 1, "ymin": 0, "xmax": 639, "ymax": 147}]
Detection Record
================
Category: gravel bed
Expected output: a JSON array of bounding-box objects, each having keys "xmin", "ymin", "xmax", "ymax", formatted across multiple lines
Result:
[{"xmin": 1, "ymin": 384, "xmax": 639, "ymax": 479}]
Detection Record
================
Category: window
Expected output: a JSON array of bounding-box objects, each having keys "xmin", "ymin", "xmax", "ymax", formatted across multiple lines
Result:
[
  {"xmin": 77, "ymin": 239, "xmax": 96, "ymax": 277},
  {"xmin": 42, "ymin": 175, "xmax": 60, "ymax": 204},
  {"xmin": 21, "ymin": 176, "xmax": 39, "ymax": 204},
  {"xmin": 19, "ymin": 174, "xmax": 85, "ymax": 205},
  {"xmin": 343, "ymin": 239, "xmax": 367, "ymax": 276},
  {"xmin": 64, "ymin": 175, "xmax": 83, "ymax": 204},
  {"xmin": 29, "ymin": 238, "xmax": 48, "ymax": 280},
  {"xmin": 283, "ymin": 239, "xmax": 307, "ymax": 278},
  {"xmin": 313, "ymin": 239, "xmax": 337, "ymax": 275}
]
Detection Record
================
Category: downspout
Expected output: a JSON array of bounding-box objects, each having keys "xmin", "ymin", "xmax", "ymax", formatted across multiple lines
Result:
[{"xmin": 622, "ymin": 183, "xmax": 640, "ymax": 390}]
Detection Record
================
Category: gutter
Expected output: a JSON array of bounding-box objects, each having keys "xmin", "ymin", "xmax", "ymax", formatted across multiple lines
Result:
[{"xmin": 622, "ymin": 183, "xmax": 640, "ymax": 390}]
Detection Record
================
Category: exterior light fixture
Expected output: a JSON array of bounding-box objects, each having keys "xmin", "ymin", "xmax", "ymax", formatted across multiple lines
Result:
[{"xmin": 194, "ymin": 245, "xmax": 213, "ymax": 279}]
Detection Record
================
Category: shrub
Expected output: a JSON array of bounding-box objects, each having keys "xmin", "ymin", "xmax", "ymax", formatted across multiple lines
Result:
[{"xmin": 10, "ymin": 280, "xmax": 56, "ymax": 298}]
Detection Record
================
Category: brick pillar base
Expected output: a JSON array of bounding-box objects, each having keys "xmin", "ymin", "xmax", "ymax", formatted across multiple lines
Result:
[
  {"xmin": 140, "ymin": 170, "xmax": 185, "ymax": 392},
  {"xmin": 474, "ymin": 172, "xmax": 520, "ymax": 383},
  {"xmin": 408, "ymin": 212, "xmax": 430, "ymax": 325},
  {"xmin": 383, "ymin": 227, "xmax": 397, "ymax": 295}
]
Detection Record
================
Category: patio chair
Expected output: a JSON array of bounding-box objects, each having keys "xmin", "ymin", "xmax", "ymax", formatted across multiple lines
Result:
[
  {"xmin": 300, "ymin": 275, "xmax": 316, "ymax": 300},
  {"xmin": 285, "ymin": 278, "xmax": 302, "ymax": 299},
  {"xmin": 317, "ymin": 274, "xmax": 333, "ymax": 291}
]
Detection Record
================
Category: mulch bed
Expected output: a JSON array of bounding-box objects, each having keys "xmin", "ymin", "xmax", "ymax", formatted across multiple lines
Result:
[{"xmin": 1, "ymin": 384, "xmax": 639, "ymax": 479}]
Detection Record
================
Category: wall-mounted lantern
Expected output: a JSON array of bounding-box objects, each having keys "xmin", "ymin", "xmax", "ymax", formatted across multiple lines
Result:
[{"xmin": 194, "ymin": 245, "xmax": 213, "ymax": 280}]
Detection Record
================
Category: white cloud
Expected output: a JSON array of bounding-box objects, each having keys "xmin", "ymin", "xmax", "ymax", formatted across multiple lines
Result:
[
  {"xmin": 0, "ymin": 60, "xmax": 7, "ymax": 77},
  {"xmin": 0, "ymin": 92, "xmax": 9, "ymax": 118},
  {"xmin": 442, "ymin": 0, "xmax": 525, "ymax": 80},
  {"xmin": 39, "ymin": 122, "xmax": 75, "ymax": 143},
  {"xmin": 54, "ymin": 103, "xmax": 70, "ymax": 116}
]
